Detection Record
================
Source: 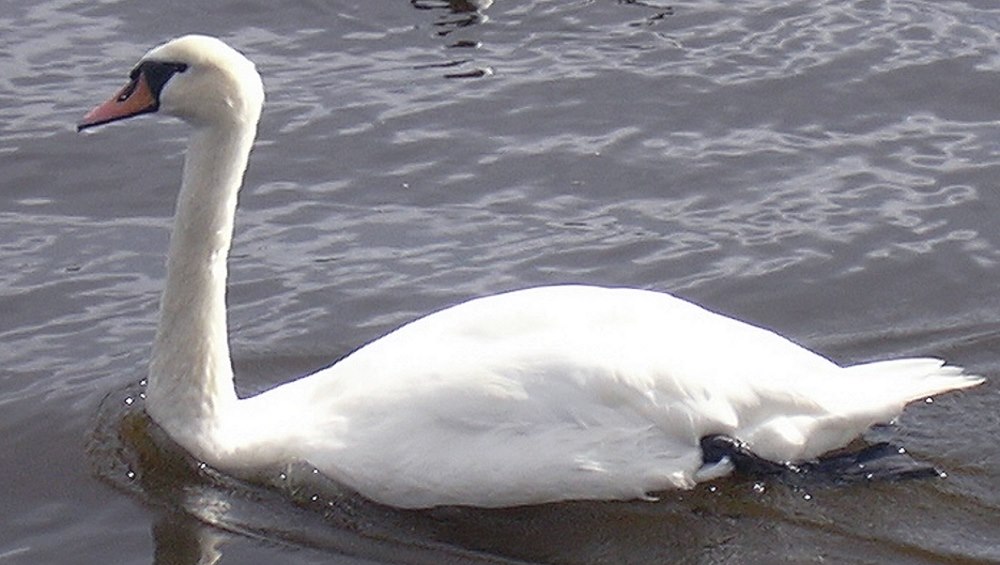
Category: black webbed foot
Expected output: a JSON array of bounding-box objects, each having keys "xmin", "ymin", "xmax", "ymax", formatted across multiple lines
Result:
[
  {"xmin": 699, "ymin": 435, "xmax": 788, "ymax": 476},
  {"xmin": 699, "ymin": 435, "xmax": 943, "ymax": 485},
  {"xmin": 796, "ymin": 442, "xmax": 941, "ymax": 483}
]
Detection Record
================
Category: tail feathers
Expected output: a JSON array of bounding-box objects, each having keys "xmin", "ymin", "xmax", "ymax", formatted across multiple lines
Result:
[{"xmin": 841, "ymin": 358, "xmax": 984, "ymax": 407}]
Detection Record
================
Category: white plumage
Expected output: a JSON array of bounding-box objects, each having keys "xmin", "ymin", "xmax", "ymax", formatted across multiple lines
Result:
[{"xmin": 80, "ymin": 35, "xmax": 983, "ymax": 509}]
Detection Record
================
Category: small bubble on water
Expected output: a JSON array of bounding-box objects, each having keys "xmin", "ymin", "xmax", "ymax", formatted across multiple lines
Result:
[
  {"xmin": 752, "ymin": 482, "xmax": 766, "ymax": 494},
  {"xmin": 803, "ymin": 493, "xmax": 813, "ymax": 501},
  {"xmin": 123, "ymin": 397, "xmax": 134, "ymax": 406},
  {"xmin": 126, "ymin": 470, "xmax": 135, "ymax": 480},
  {"xmin": 925, "ymin": 397, "xmax": 934, "ymax": 404}
]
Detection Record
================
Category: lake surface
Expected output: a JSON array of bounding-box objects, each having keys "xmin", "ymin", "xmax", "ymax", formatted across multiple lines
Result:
[{"xmin": 2, "ymin": 0, "xmax": 999, "ymax": 563}]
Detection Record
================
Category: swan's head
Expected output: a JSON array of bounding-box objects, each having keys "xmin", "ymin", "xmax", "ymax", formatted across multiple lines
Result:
[{"xmin": 78, "ymin": 35, "xmax": 264, "ymax": 131}]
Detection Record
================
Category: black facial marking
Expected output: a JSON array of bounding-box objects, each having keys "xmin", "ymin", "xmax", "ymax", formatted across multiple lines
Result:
[{"xmin": 135, "ymin": 61, "xmax": 189, "ymax": 99}]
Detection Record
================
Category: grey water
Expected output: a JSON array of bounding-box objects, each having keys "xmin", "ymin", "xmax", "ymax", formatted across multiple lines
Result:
[{"xmin": 2, "ymin": 1, "xmax": 999, "ymax": 563}]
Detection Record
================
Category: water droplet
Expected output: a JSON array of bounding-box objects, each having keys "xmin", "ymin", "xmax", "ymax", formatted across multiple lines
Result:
[
  {"xmin": 311, "ymin": 495, "xmax": 319, "ymax": 502},
  {"xmin": 278, "ymin": 473, "xmax": 287, "ymax": 481},
  {"xmin": 123, "ymin": 397, "xmax": 134, "ymax": 406},
  {"xmin": 198, "ymin": 462, "xmax": 207, "ymax": 470},
  {"xmin": 925, "ymin": 397, "xmax": 934, "ymax": 404},
  {"xmin": 708, "ymin": 485, "xmax": 717, "ymax": 493},
  {"xmin": 126, "ymin": 470, "xmax": 135, "ymax": 479},
  {"xmin": 752, "ymin": 482, "xmax": 766, "ymax": 494},
  {"xmin": 803, "ymin": 493, "xmax": 813, "ymax": 501}
]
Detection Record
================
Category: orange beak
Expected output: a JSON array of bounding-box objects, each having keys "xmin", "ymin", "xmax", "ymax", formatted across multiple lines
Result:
[{"xmin": 78, "ymin": 72, "xmax": 158, "ymax": 131}]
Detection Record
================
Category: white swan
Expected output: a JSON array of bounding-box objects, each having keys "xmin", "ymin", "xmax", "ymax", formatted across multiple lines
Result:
[{"xmin": 79, "ymin": 35, "xmax": 983, "ymax": 509}]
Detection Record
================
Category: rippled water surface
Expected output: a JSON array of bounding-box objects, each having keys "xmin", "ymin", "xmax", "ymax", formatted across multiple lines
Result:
[{"xmin": 2, "ymin": 1, "xmax": 1000, "ymax": 563}]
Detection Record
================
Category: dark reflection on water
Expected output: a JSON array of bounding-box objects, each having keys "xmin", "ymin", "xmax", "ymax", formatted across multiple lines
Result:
[
  {"xmin": 3, "ymin": 0, "xmax": 1000, "ymax": 563},
  {"xmin": 411, "ymin": 0, "xmax": 494, "ymax": 77}
]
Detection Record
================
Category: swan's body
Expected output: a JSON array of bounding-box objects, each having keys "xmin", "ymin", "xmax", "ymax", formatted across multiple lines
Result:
[{"xmin": 80, "ymin": 35, "xmax": 983, "ymax": 509}]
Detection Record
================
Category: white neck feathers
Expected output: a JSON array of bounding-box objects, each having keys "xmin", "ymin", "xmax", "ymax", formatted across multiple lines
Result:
[{"xmin": 146, "ymin": 119, "xmax": 257, "ymax": 448}]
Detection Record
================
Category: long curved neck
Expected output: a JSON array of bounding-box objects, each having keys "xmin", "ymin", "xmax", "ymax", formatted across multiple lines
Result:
[{"xmin": 146, "ymin": 118, "xmax": 257, "ymax": 444}]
